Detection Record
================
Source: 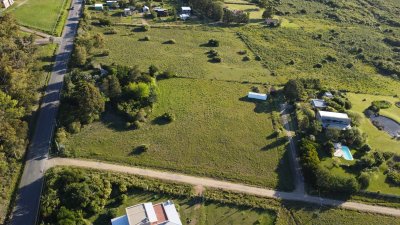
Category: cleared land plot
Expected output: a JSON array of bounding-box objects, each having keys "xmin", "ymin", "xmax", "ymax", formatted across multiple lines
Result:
[
  {"xmin": 65, "ymin": 78, "xmax": 294, "ymax": 190},
  {"xmin": 8, "ymin": 0, "xmax": 69, "ymax": 34},
  {"xmin": 238, "ymin": 19, "xmax": 400, "ymax": 95},
  {"xmin": 346, "ymin": 93, "xmax": 400, "ymax": 153},
  {"xmin": 93, "ymin": 26, "xmax": 272, "ymax": 83},
  {"xmin": 225, "ymin": 3, "xmax": 263, "ymax": 20},
  {"xmin": 89, "ymin": 191, "xmax": 276, "ymax": 225}
]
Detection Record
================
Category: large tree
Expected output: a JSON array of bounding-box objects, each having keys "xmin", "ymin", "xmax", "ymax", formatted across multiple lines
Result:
[
  {"xmin": 73, "ymin": 81, "xmax": 105, "ymax": 124},
  {"xmin": 283, "ymin": 79, "xmax": 305, "ymax": 101}
]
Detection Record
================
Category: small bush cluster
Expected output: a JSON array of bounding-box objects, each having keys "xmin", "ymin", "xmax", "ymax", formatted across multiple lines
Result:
[
  {"xmin": 207, "ymin": 49, "xmax": 222, "ymax": 63},
  {"xmin": 207, "ymin": 39, "xmax": 220, "ymax": 47}
]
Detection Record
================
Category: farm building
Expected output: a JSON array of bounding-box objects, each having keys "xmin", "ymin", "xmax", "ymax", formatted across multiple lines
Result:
[
  {"xmin": 94, "ymin": 3, "xmax": 103, "ymax": 10},
  {"xmin": 111, "ymin": 201, "xmax": 182, "ymax": 225},
  {"xmin": 181, "ymin": 6, "xmax": 191, "ymax": 14},
  {"xmin": 311, "ymin": 99, "xmax": 327, "ymax": 109},
  {"xmin": 317, "ymin": 111, "xmax": 351, "ymax": 130},
  {"xmin": 1, "ymin": 0, "xmax": 14, "ymax": 9},
  {"xmin": 106, "ymin": 0, "xmax": 118, "ymax": 8},
  {"xmin": 248, "ymin": 92, "xmax": 268, "ymax": 101},
  {"xmin": 154, "ymin": 7, "xmax": 168, "ymax": 17},
  {"xmin": 323, "ymin": 91, "xmax": 334, "ymax": 98}
]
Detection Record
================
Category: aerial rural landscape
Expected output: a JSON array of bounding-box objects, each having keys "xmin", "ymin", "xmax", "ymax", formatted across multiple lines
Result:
[{"xmin": 0, "ymin": 0, "xmax": 399, "ymax": 224}]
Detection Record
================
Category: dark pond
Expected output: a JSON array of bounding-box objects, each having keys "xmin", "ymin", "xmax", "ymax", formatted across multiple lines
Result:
[{"xmin": 369, "ymin": 114, "xmax": 400, "ymax": 138}]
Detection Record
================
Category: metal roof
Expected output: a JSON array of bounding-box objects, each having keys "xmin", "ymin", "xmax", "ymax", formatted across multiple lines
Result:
[
  {"xmin": 311, "ymin": 99, "xmax": 327, "ymax": 108},
  {"xmin": 318, "ymin": 111, "xmax": 349, "ymax": 119},
  {"xmin": 248, "ymin": 92, "xmax": 267, "ymax": 100}
]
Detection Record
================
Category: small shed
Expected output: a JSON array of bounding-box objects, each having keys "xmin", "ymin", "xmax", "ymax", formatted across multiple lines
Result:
[
  {"xmin": 323, "ymin": 91, "xmax": 334, "ymax": 98},
  {"xmin": 180, "ymin": 14, "xmax": 190, "ymax": 20},
  {"xmin": 106, "ymin": 0, "xmax": 118, "ymax": 7},
  {"xmin": 94, "ymin": 3, "xmax": 103, "ymax": 10},
  {"xmin": 124, "ymin": 8, "xmax": 132, "ymax": 16},
  {"xmin": 142, "ymin": 5, "xmax": 150, "ymax": 13},
  {"xmin": 311, "ymin": 99, "xmax": 327, "ymax": 108},
  {"xmin": 1, "ymin": 0, "xmax": 14, "ymax": 9},
  {"xmin": 181, "ymin": 6, "xmax": 191, "ymax": 14},
  {"xmin": 154, "ymin": 8, "xmax": 168, "ymax": 17},
  {"xmin": 248, "ymin": 92, "xmax": 268, "ymax": 101},
  {"xmin": 265, "ymin": 18, "xmax": 279, "ymax": 27}
]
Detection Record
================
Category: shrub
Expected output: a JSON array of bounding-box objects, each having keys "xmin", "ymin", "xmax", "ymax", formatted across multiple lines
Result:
[
  {"xmin": 158, "ymin": 70, "xmax": 175, "ymax": 79},
  {"xmin": 161, "ymin": 112, "xmax": 175, "ymax": 123},
  {"xmin": 68, "ymin": 121, "xmax": 81, "ymax": 134},
  {"xmin": 142, "ymin": 25, "xmax": 150, "ymax": 32},
  {"xmin": 371, "ymin": 100, "xmax": 392, "ymax": 109},
  {"xmin": 136, "ymin": 144, "xmax": 149, "ymax": 153},
  {"xmin": 143, "ymin": 36, "xmax": 151, "ymax": 41},
  {"xmin": 238, "ymin": 50, "xmax": 247, "ymax": 55},
  {"xmin": 313, "ymin": 63, "xmax": 323, "ymax": 68},
  {"xmin": 55, "ymin": 128, "xmax": 68, "ymax": 144},
  {"xmin": 358, "ymin": 172, "xmax": 371, "ymax": 189},
  {"xmin": 208, "ymin": 49, "xmax": 219, "ymax": 57},
  {"xmin": 148, "ymin": 65, "xmax": 159, "ymax": 77},
  {"xmin": 255, "ymin": 55, "xmax": 262, "ymax": 61},
  {"xmin": 104, "ymin": 27, "xmax": 117, "ymax": 34},
  {"xmin": 387, "ymin": 171, "xmax": 400, "ymax": 186},
  {"xmin": 119, "ymin": 194, "xmax": 128, "ymax": 204},
  {"xmin": 242, "ymin": 56, "xmax": 251, "ymax": 61},
  {"xmin": 212, "ymin": 56, "xmax": 222, "ymax": 63},
  {"xmin": 359, "ymin": 144, "xmax": 372, "ymax": 153},
  {"xmin": 99, "ymin": 18, "xmax": 112, "ymax": 26},
  {"xmin": 208, "ymin": 39, "xmax": 219, "ymax": 47},
  {"xmin": 106, "ymin": 208, "xmax": 118, "ymax": 220},
  {"xmin": 164, "ymin": 39, "xmax": 176, "ymax": 44}
]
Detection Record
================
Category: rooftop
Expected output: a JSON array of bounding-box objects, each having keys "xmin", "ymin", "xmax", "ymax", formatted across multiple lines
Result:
[
  {"xmin": 112, "ymin": 201, "xmax": 182, "ymax": 225},
  {"xmin": 318, "ymin": 111, "xmax": 349, "ymax": 119},
  {"xmin": 311, "ymin": 99, "xmax": 327, "ymax": 108}
]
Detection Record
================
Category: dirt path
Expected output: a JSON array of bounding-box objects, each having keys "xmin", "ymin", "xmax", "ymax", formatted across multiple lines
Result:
[
  {"xmin": 46, "ymin": 158, "xmax": 400, "ymax": 217},
  {"xmin": 20, "ymin": 26, "xmax": 52, "ymax": 38}
]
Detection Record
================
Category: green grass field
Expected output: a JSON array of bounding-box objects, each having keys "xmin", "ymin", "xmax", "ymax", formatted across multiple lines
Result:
[
  {"xmin": 89, "ymin": 191, "xmax": 276, "ymax": 225},
  {"xmin": 225, "ymin": 3, "xmax": 263, "ymax": 20},
  {"xmin": 8, "ymin": 0, "xmax": 71, "ymax": 35},
  {"xmin": 65, "ymin": 78, "xmax": 294, "ymax": 190},
  {"xmin": 346, "ymin": 93, "xmax": 400, "ymax": 153},
  {"xmin": 92, "ymin": 25, "xmax": 273, "ymax": 83}
]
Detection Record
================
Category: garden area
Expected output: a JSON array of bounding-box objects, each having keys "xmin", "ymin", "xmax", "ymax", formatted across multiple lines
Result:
[
  {"xmin": 6, "ymin": 0, "xmax": 72, "ymax": 35},
  {"xmin": 285, "ymin": 79, "xmax": 400, "ymax": 196},
  {"xmin": 347, "ymin": 93, "xmax": 400, "ymax": 153},
  {"xmin": 61, "ymin": 78, "xmax": 294, "ymax": 190}
]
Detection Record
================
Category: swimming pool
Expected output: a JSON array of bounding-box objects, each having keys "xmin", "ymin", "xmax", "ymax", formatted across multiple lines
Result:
[{"xmin": 342, "ymin": 146, "xmax": 353, "ymax": 161}]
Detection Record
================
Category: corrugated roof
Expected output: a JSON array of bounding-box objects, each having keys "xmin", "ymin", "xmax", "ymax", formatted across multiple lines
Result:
[
  {"xmin": 311, "ymin": 99, "xmax": 327, "ymax": 108},
  {"xmin": 248, "ymin": 92, "xmax": 267, "ymax": 100},
  {"xmin": 181, "ymin": 6, "xmax": 191, "ymax": 10},
  {"xmin": 163, "ymin": 201, "xmax": 182, "ymax": 225},
  {"xmin": 318, "ymin": 111, "xmax": 349, "ymax": 119}
]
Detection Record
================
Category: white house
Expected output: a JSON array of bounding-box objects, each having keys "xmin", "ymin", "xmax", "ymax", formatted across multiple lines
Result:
[
  {"xmin": 317, "ymin": 111, "xmax": 351, "ymax": 130},
  {"xmin": 94, "ymin": 3, "xmax": 103, "ymax": 10},
  {"xmin": 1, "ymin": 0, "xmax": 14, "ymax": 9},
  {"xmin": 248, "ymin": 92, "xmax": 268, "ymax": 101},
  {"xmin": 111, "ymin": 201, "xmax": 182, "ymax": 225}
]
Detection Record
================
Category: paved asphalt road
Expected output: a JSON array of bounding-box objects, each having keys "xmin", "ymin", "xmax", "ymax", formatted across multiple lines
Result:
[
  {"xmin": 47, "ymin": 158, "xmax": 400, "ymax": 217},
  {"xmin": 9, "ymin": 1, "xmax": 82, "ymax": 225}
]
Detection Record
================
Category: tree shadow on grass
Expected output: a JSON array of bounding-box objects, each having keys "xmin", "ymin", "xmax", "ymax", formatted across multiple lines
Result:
[
  {"xmin": 261, "ymin": 137, "xmax": 287, "ymax": 151},
  {"xmin": 238, "ymin": 96, "xmax": 275, "ymax": 114},
  {"xmin": 92, "ymin": 211, "xmax": 111, "ymax": 225},
  {"xmin": 151, "ymin": 115, "xmax": 171, "ymax": 125},
  {"xmin": 100, "ymin": 110, "xmax": 127, "ymax": 132}
]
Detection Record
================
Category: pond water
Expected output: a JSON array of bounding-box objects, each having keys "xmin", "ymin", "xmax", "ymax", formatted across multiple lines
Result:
[{"xmin": 369, "ymin": 114, "xmax": 400, "ymax": 138}]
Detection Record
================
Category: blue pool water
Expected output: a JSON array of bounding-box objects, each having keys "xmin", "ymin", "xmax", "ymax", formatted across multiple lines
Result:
[{"xmin": 342, "ymin": 146, "xmax": 353, "ymax": 161}]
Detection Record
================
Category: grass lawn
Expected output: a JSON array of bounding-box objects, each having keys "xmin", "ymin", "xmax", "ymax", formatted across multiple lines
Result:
[
  {"xmin": 7, "ymin": 0, "xmax": 71, "ymax": 35},
  {"xmin": 92, "ymin": 25, "xmax": 273, "ymax": 83},
  {"xmin": 89, "ymin": 191, "xmax": 276, "ymax": 225},
  {"xmin": 65, "ymin": 78, "xmax": 294, "ymax": 190},
  {"xmin": 346, "ymin": 93, "xmax": 400, "ymax": 153}
]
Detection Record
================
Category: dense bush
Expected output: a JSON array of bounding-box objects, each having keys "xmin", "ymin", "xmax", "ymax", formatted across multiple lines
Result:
[
  {"xmin": 387, "ymin": 171, "xmax": 400, "ymax": 186},
  {"xmin": 189, "ymin": 0, "xmax": 224, "ymax": 21},
  {"xmin": 161, "ymin": 112, "xmax": 175, "ymax": 123},
  {"xmin": 371, "ymin": 100, "xmax": 392, "ymax": 109},
  {"xmin": 164, "ymin": 39, "xmax": 176, "ymax": 44},
  {"xmin": 283, "ymin": 79, "xmax": 305, "ymax": 101},
  {"xmin": 208, "ymin": 39, "xmax": 220, "ymax": 47},
  {"xmin": 223, "ymin": 9, "xmax": 249, "ymax": 24},
  {"xmin": 99, "ymin": 18, "xmax": 112, "ymax": 26},
  {"xmin": 315, "ymin": 166, "xmax": 360, "ymax": 194}
]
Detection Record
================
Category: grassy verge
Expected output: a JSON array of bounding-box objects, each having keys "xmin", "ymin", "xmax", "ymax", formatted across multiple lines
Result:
[
  {"xmin": 65, "ymin": 78, "xmax": 294, "ymax": 190},
  {"xmin": 53, "ymin": 0, "xmax": 73, "ymax": 36}
]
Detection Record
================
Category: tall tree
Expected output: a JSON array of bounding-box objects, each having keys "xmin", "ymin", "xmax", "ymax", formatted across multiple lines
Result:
[{"xmin": 73, "ymin": 81, "xmax": 105, "ymax": 124}]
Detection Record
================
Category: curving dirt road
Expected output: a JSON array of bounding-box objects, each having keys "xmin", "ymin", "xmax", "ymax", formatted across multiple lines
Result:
[{"xmin": 46, "ymin": 158, "xmax": 400, "ymax": 218}]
